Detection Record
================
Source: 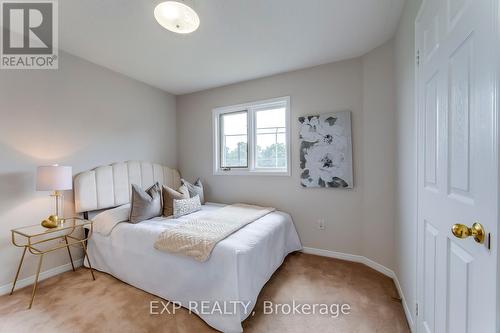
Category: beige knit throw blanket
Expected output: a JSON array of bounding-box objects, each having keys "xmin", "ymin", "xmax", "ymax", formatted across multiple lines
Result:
[{"xmin": 154, "ymin": 204, "xmax": 275, "ymax": 262}]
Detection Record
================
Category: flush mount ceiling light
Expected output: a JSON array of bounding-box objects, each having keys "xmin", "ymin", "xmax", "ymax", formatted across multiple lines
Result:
[{"xmin": 154, "ymin": 1, "xmax": 200, "ymax": 34}]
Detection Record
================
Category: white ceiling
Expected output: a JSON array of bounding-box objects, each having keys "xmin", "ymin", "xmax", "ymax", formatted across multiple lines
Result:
[{"xmin": 60, "ymin": 0, "xmax": 405, "ymax": 95}]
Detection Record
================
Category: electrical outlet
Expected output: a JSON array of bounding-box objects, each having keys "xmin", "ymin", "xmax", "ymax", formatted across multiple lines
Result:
[{"xmin": 318, "ymin": 219, "xmax": 326, "ymax": 230}]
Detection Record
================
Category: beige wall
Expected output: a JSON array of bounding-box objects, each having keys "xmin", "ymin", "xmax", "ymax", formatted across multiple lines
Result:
[
  {"xmin": 361, "ymin": 41, "xmax": 397, "ymax": 269},
  {"xmin": 394, "ymin": 0, "xmax": 422, "ymax": 329},
  {"xmin": 0, "ymin": 51, "xmax": 177, "ymax": 288},
  {"xmin": 177, "ymin": 40, "xmax": 396, "ymax": 269}
]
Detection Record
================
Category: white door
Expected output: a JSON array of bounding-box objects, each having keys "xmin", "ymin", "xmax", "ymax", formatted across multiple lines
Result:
[{"xmin": 416, "ymin": 0, "xmax": 498, "ymax": 332}]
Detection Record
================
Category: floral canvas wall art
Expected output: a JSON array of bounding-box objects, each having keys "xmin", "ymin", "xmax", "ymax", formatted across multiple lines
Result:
[{"xmin": 298, "ymin": 111, "xmax": 353, "ymax": 188}]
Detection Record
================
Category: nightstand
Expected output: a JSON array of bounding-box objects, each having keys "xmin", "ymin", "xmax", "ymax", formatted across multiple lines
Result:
[{"xmin": 10, "ymin": 217, "xmax": 96, "ymax": 309}]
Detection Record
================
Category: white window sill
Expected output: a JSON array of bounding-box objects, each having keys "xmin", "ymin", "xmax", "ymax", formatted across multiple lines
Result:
[{"xmin": 213, "ymin": 169, "xmax": 291, "ymax": 177}]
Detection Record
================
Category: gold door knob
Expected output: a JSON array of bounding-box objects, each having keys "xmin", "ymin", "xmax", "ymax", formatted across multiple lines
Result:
[{"xmin": 451, "ymin": 222, "xmax": 485, "ymax": 244}]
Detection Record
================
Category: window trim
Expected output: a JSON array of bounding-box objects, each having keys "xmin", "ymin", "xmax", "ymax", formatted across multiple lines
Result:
[{"xmin": 212, "ymin": 96, "xmax": 291, "ymax": 176}]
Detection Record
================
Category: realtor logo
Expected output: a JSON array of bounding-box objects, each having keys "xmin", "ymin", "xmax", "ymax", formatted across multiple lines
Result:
[{"xmin": 1, "ymin": 0, "xmax": 58, "ymax": 69}]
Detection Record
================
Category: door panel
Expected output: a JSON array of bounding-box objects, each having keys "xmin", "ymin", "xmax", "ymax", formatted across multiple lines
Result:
[
  {"xmin": 447, "ymin": 35, "xmax": 472, "ymax": 199},
  {"xmin": 423, "ymin": 15, "xmax": 440, "ymax": 63},
  {"xmin": 447, "ymin": 0, "xmax": 468, "ymax": 30},
  {"xmin": 447, "ymin": 241, "xmax": 473, "ymax": 333},
  {"xmin": 424, "ymin": 73, "xmax": 439, "ymax": 189},
  {"xmin": 423, "ymin": 221, "xmax": 438, "ymax": 333}
]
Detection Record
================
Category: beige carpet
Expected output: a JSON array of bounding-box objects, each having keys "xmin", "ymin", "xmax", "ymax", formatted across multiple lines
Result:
[{"xmin": 0, "ymin": 253, "xmax": 409, "ymax": 333}]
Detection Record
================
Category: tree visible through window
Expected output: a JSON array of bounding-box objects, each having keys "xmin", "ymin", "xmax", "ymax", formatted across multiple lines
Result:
[
  {"xmin": 220, "ymin": 111, "xmax": 248, "ymax": 168},
  {"xmin": 256, "ymin": 107, "xmax": 287, "ymax": 168},
  {"xmin": 224, "ymin": 142, "xmax": 248, "ymax": 167}
]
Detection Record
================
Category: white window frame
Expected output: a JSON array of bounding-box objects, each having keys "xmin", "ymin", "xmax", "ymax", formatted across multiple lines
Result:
[{"xmin": 213, "ymin": 96, "xmax": 291, "ymax": 176}]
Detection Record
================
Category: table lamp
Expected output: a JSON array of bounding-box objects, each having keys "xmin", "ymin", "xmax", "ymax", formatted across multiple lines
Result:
[{"xmin": 36, "ymin": 165, "xmax": 72, "ymax": 227}]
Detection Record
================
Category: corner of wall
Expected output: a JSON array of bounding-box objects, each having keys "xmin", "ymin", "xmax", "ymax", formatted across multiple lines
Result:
[{"xmin": 359, "ymin": 39, "xmax": 398, "ymax": 272}]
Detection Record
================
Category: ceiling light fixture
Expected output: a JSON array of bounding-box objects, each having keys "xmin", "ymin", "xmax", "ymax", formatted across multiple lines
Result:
[{"xmin": 154, "ymin": 1, "xmax": 200, "ymax": 34}]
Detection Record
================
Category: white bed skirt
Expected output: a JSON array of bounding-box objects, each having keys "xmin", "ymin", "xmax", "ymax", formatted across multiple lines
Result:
[{"xmin": 85, "ymin": 204, "xmax": 302, "ymax": 332}]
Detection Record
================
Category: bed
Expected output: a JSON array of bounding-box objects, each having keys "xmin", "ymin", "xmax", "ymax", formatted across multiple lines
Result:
[{"xmin": 74, "ymin": 161, "xmax": 302, "ymax": 332}]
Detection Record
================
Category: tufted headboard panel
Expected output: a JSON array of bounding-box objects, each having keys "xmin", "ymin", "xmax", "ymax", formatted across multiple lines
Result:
[{"xmin": 74, "ymin": 161, "xmax": 181, "ymax": 213}]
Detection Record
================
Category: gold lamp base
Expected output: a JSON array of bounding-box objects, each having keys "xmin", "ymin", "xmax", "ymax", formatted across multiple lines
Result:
[{"xmin": 42, "ymin": 191, "xmax": 63, "ymax": 228}]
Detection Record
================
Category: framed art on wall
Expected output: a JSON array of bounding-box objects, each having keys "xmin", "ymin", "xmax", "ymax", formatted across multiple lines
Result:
[{"xmin": 298, "ymin": 111, "xmax": 353, "ymax": 188}]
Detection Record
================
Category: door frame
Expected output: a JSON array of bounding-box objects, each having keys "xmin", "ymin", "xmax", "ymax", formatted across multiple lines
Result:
[{"xmin": 414, "ymin": 1, "xmax": 424, "ymax": 331}]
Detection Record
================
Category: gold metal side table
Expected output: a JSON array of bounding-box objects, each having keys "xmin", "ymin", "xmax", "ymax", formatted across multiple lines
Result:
[{"xmin": 10, "ymin": 217, "xmax": 96, "ymax": 309}]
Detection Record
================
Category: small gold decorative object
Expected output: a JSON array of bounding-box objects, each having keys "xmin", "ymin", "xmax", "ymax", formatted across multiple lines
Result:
[
  {"xmin": 41, "ymin": 218, "xmax": 58, "ymax": 229},
  {"xmin": 48, "ymin": 215, "xmax": 59, "ymax": 224}
]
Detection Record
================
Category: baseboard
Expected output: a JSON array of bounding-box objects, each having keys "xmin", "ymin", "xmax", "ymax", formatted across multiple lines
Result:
[
  {"xmin": 392, "ymin": 273, "xmax": 415, "ymax": 332},
  {"xmin": 301, "ymin": 247, "xmax": 414, "ymax": 332},
  {"xmin": 0, "ymin": 258, "xmax": 84, "ymax": 296},
  {"xmin": 301, "ymin": 247, "xmax": 395, "ymax": 277}
]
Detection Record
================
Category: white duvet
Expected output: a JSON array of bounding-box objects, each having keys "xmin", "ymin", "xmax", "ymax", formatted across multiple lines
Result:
[{"xmin": 86, "ymin": 203, "xmax": 302, "ymax": 332}]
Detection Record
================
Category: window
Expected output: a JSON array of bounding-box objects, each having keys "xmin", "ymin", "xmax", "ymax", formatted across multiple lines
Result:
[
  {"xmin": 213, "ymin": 97, "xmax": 290, "ymax": 176},
  {"xmin": 220, "ymin": 111, "xmax": 248, "ymax": 168}
]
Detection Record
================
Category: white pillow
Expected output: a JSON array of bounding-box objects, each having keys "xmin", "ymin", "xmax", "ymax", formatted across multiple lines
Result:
[
  {"xmin": 173, "ymin": 195, "xmax": 201, "ymax": 218},
  {"xmin": 91, "ymin": 204, "xmax": 131, "ymax": 236}
]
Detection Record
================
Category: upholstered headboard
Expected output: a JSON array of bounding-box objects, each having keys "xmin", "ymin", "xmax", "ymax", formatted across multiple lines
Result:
[{"xmin": 74, "ymin": 161, "xmax": 181, "ymax": 213}]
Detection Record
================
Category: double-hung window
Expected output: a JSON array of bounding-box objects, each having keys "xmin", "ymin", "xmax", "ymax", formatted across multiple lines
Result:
[{"xmin": 213, "ymin": 97, "xmax": 290, "ymax": 176}]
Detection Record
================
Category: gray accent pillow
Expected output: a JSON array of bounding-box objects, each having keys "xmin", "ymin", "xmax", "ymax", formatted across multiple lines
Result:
[
  {"xmin": 129, "ymin": 183, "xmax": 162, "ymax": 223},
  {"xmin": 162, "ymin": 184, "xmax": 189, "ymax": 217},
  {"xmin": 173, "ymin": 195, "xmax": 201, "ymax": 218},
  {"xmin": 181, "ymin": 178, "xmax": 205, "ymax": 204}
]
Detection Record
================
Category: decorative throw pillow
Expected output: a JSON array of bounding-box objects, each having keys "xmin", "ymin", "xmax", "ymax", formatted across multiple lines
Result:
[
  {"xmin": 129, "ymin": 183, "xmax": 162, "ymax": 223},
  {"xmin": 162, "ymin": 184, "xmax": 189, "ymax": 217},
  {"xmin": 173, "ymin": 195, "xmax": 201, "ymax": 218},
  {"xmin": 181, "ymin": 178, "xmax": 205, "ymax": 204}
]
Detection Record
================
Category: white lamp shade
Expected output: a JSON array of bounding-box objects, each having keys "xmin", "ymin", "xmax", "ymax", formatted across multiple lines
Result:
[{"xmin": 36, "ymin": 165, "xmax": 73, "ymax": 191}]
